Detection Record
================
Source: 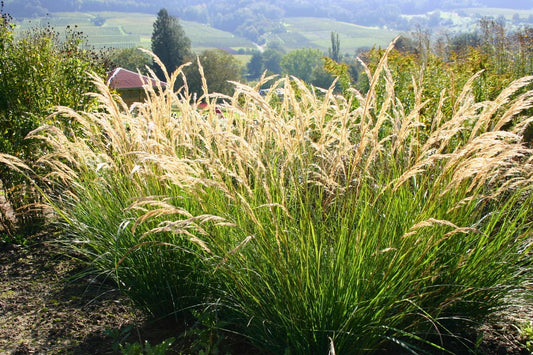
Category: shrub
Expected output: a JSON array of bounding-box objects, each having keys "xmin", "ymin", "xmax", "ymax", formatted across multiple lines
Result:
[{"xmin": 0, "ymin": 7, "xmax": 107, "ymax": 239}]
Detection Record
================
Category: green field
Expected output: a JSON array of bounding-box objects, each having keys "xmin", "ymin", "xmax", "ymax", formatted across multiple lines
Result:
[
  {"xmin": 278, "ymin": 17, "xmax": 399, "ymax": 52},
  {"xmin": 15, "ymin": 12, "xmax": 256, "ymax": 51},
  {"xmin": 15, "ymin": 12, "xmax": 398, "ymax": 54}
]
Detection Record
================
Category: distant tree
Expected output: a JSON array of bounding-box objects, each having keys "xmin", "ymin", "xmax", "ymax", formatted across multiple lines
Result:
[
  {"xmin": 281, "ymin": 48, "xmax": 324, "ymax": 83},
  {"xmin": 184, "ymin": 49, "xmax": 242, "ymax": 97},
  {"xmin": 328, "ymin": 32, "xmax": 340, "ymax": 62},
  {"xmin": 248, "ymin": 2, "xmax": 284, "ymax": 20},
  {"xmin": 262, "ymin": 48, "xmax": 283, "ymax": 74},
  {"xmin": 394, "ymin": 35, "xmax": 418, "ymax": 54},
  {"xmin": 266, "ymin": 40, "xmax": 285, "ymax": 53},
  {"xmin": 151, "ymin": 8, "xmax": 191, "ymax": 81},
  {"xmin": 310, "ymin": 63, "xmax": 335, "ymax": 89},
  {"xmin": 108, "ymin": 47, "xmax": 153, "ymax": 74},
  {"xmin": 183, "ymin": 5, "xmax": 208, "ymax": 23},
  {"xmin": 247, "ymin": 50, "xmax": 264, "ymax": 80},
  {"xmin": 449, "ymin": 32, "xmax": 481, "ymax": 56},
  {"xmin": 92, "ymin": 14, "xmax": 105, "ymax": 26},
  {"xmin": 236, "ymin": 21, "xmax": 262, "ymax": 43}
]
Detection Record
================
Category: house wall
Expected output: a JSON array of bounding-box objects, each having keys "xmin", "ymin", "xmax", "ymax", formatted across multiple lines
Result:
[{"xmin": 117, "ymin": 88, "xmax": 145, "ymax": 107}]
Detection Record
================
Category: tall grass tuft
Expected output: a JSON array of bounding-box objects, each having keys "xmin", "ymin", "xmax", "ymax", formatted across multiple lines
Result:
[
  {"xmin": 25, "ymin": 45, "xmax": 533, "ymax": 353},
  {"xmin": 24, "ymin": 62, "xmax": 218, "ymax": 318}
]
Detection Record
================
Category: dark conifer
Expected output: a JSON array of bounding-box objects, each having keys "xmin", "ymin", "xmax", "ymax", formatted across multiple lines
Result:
[{"xmin": 151, "ymin": 8, "xmax": 191, "ymax": 81}]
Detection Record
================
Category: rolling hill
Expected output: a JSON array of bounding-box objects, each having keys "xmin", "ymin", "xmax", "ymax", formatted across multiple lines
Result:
[{"xmin": 14, "ymin": 12, "xmax": 399, "ymax": 54}]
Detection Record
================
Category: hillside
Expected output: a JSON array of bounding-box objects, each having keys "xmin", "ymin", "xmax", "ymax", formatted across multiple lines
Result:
[
  {"xmin": 14, "ymin": 12, "xmax": 398, "ymax": 54},
  {"xmin": 5, "ymin": 0, "xmax": 533, "ymax": 46}
]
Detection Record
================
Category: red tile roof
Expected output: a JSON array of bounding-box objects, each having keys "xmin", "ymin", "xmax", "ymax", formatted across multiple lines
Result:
[{"xmin": 106, "ymin": 68, "xmax": 167, "ymax": 90}]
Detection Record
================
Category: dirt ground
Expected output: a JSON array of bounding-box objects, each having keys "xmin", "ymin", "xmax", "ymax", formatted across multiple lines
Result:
[
  {"xmin": 0, "ymin": 237, "xmax": 144, "ymax": 354},
  {"xmin": 1, "ymin": 234, "xmax": 531, "ymax": 354},
  {"xmin": 0, "ymin": 233, "xmax": 208, "ymax": 355}
]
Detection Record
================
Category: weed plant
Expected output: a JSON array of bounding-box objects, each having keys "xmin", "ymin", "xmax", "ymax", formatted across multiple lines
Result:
[{"xmin": 14, "ymin": 45, "xmax": 533, "ymax": 353}]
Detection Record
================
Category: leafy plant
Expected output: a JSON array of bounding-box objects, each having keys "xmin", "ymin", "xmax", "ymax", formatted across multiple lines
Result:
[
  {"xmin": 0, "ymin": 5, "xmax": 107, "ymax": 239},
  {"xmin": 520, "ymin": 322, "xmax": 533, "ymax": 353},
  {"xmin": 120, "ymin": 337, "xmax": 175, "ymax": 355},
  {"xmin": 184, "ymin": 302, "xmax": 232, "ymax": 355},
  {"xmin": 104, "ymin": 325, "xmax": 134, "ymax": 353}
]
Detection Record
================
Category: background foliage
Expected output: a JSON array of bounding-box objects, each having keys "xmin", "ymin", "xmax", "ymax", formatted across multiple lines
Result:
[
  {"xmin": 184, "ymin": 48, "xmax": 242, "ymax": 97},
  {"xmin": 0, "ymin": 7, "xmax": 107, "ymax": 239}
]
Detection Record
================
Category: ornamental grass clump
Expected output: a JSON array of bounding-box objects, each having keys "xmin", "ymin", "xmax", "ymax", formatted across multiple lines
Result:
[
  {"xmin": 18, "ymin": 60, "xmax": 219, "ymax": 318},
  {"xmin": 19, "ymin": 45, "xmax": 533, "ymax": 353}
]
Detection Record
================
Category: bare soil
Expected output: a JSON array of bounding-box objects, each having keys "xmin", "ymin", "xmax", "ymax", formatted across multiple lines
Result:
[
  {"xmin": 0, "ymin": 233, "xmax": 208, "ymax": 354},
  {"xmin": 0, "ymin": 236, "xmax": 143, "ymax": 354},
  {"xmin": 0, "ymin": 233, "xmax": 531, "ymax": 354},
  {"xmin": 0, "ymin": 232, "xmax": 256, "ymax": 355}
]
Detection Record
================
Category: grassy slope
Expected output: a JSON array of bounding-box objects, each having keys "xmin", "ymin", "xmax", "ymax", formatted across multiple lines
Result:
[
  {"xmin": 279, "ymin": 17, "xmax": 398, "ymax": 52},
  {"xmin": 15, "ymin": 12, "xmax": 255, "ymax": 50}
]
